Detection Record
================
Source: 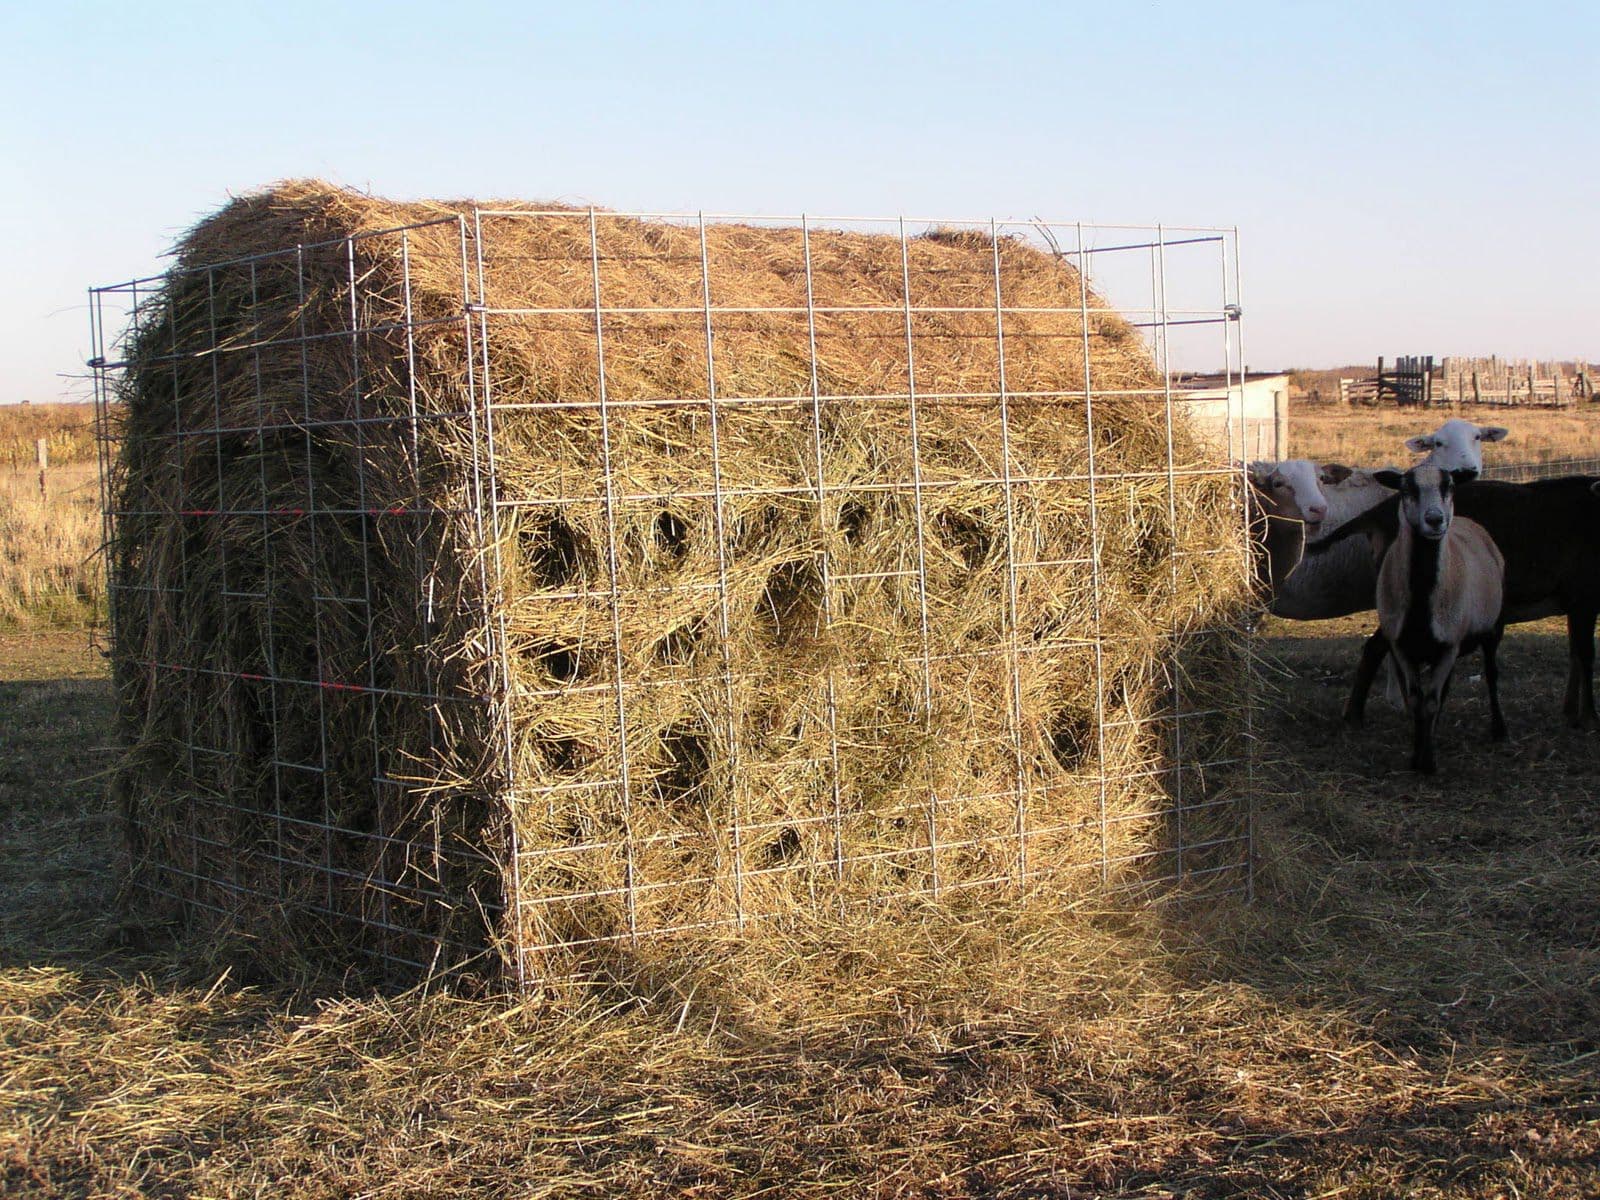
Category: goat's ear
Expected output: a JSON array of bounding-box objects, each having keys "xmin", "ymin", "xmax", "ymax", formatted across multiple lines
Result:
[
  {"xmin": 1404, "ymin": 434, "xmax": 1436, "ymax": 453},
  {"xmin": 1319, "ymin": 462, "xmax": 1354, "ymax": 485},
  {"xmin": 1479, "ymin": 425, "xmax": 1509, "ymax": 443},
  {"xmin": 1590, "ymin": 480, "xmax": 1600, "ymax": 498},
  {"xmin": 1373, "ymin": 469, "xmax": 1404, "ymax": 490},
  {"xmin": 1246, "ymin": 461, "xmax": 1271, "ymax": 486},
  {"xmin": 1448, "ymin": 468, "xmax": 1477, "ymax": 487}
]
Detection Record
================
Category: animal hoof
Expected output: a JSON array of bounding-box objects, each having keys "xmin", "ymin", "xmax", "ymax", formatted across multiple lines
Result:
[
  {"xmin": 1491, "ymin": 722, "xmax": 1508, "ymax": 742},
  {"xmin": 1573, "ymin": 713, "xmax": 1600, "ymax": 732},
  {"xmin": 1341, "ymin": 710, "xmax": 1364, "ymax": 730}
]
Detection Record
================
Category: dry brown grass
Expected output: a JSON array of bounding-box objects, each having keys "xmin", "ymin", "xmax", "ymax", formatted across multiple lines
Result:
[
  {"xmin": 0, "ymin": 403, "xmax": 100, "ymax": 469},
  {"xmin": 1290, "ymin": 402, "xmax": 1600, "ymax": 468},
  {"xmin": 0, "ymin": 465, "xmax": 104, "ymax": 629},
  {"xmin": 3, "ymin": 628, "xmax": 1597, "ymax": 1198}
]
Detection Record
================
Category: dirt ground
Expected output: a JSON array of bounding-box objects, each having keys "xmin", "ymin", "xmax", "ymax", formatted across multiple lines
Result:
[{"xmin": 2, "ymin": 626, "xmax": 1597, "ymax": 1198}]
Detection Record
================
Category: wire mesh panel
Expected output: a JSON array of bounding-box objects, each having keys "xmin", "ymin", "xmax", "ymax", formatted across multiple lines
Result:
[{"xmin": 92, "ymin": 185, "xmax": 1255, "ymax": 986}]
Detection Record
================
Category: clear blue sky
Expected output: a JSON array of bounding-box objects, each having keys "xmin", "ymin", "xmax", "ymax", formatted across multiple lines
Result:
[{"xmin": 4, "ymin": 0, "xmax": 1595, "ymax": 403}]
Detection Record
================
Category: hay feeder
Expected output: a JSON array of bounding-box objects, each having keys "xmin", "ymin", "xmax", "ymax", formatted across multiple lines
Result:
[{"xmin": 89, "ymin": 183, "xmax": 1257, "ymax": 984}]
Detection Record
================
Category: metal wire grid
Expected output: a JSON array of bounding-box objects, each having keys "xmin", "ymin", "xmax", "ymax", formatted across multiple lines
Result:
[{"xmin": 91, "ymin": 208, "xmax": 1255, "ymax": 985}]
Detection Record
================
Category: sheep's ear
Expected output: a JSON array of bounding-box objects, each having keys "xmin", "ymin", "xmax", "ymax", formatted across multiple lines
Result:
[
  {"xmin": 1404, "ymin": 435, "xmax": 1436, "ymax": 453},
  {"xmin": 1246, "ymin": 461, "xmax": 1272, "ymax": 485},
  {"xmin": 1590, "ymin": 480, "xmax": 1600, "ymax": 498},
  {"xmin": 1373, "ymin": 469, "xmax": 1404, "ymax": 490},
  {"xmin": 1480, "ymin": 426, "xmax": 1509, "ymax": 443},
  {"xmin": 1319, "ymin": 462, "xmax": 1354, "ymax": 484}
]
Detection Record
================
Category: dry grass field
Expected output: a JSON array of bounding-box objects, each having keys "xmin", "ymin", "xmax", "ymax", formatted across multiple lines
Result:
[
  {"xmin": 0, "ymin": 464, "xmax": 105, "ymax": 629},
  {"xmin": 2, "ymin": 401, "xmax": 1598, "ymax": 1197},
  {"xmin": 0, "ymin": 405, "xmax": 106, "ymax": 629},
  {"xmin": 0, "ymin": 403, "xmax": 99, "ymax": 469},
  {"xmin": 1290, "ymin": 401, "xmax": 1600, "ymax": 469},
  {"xmin": 2, "ymin": 624, "xmax": 1597, "ymax": 1197}
]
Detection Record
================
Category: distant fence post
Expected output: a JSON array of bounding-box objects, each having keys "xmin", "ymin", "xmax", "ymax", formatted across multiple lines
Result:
[
  {"xmin": 36, "ymin": 437, "xmax": 48, "ymax": 500},
  {"xmin": 1273, "ymin": 387, "xmax": 1289, "ymax": 459}
]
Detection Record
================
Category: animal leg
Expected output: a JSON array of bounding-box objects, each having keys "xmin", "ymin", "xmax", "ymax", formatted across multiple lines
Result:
[
  {"xmin": 1410, "ymin": 651, "xmax": 1457, "ymax": 775},
  {"xmin": 1410, "ymin": 683, "xmax": 1438, "ymax": 775},
  {"xmin": 1343, "ymin": 629, "xmax": 1389, "ymax": 728},
  {"xmin": 1565, "ymin": 609, "xmax": 1599, "ymax": 730},
  {"xmin": 1482, "ymin": 626, "xmax": 1507, "ymax": 741}
]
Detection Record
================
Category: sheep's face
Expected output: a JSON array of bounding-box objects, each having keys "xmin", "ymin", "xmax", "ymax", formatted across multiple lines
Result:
[
  {"xmin": 1248, "ymin": 459, "xmax": 1329, "ymax": 530},
  {"xmin": 1377, "ymin": 464, "xmax": 1466, "ymax": 541},
  {"xmin": 1404, "ymin": 418, "xmax": 1508, "ymax": 479}
]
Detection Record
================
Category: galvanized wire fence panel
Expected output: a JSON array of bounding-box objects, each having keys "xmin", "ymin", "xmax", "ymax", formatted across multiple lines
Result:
[
  {"xmin": 1482, "ymin": 457, "xmax": 1600, "ymax": 482},
  {"xmin": 92, "ymin": 199, "xmax": 1256, "ymax": 985}
]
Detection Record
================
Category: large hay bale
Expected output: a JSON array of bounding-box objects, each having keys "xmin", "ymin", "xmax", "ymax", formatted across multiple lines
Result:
[{"xmin": 102, "ymin": 181, "xmax": 1253, "ymax": 982}]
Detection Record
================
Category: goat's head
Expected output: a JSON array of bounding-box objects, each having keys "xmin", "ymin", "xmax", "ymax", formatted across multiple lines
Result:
[
  {"xmin": 1404, "ymin": 418, "xmax": 1509, "ymax": 480},
  {"xmin": 1374, "ymin": 464, "xmax": 1475, "ymax": 540}
]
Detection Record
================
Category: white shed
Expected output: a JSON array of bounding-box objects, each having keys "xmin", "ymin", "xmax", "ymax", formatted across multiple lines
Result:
[{"xmin": 1171, "ymin": 371, "xmax": 1290, "ymax": 462}]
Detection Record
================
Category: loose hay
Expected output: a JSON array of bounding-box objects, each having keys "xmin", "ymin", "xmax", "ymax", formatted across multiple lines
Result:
[{"xmin": 100, "ymin": 182, "xmax": 1254, "ymax": 983}]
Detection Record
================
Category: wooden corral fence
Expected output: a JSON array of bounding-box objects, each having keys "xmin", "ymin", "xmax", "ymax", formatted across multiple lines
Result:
[
  {"xmin": 1438, "ymin": 357, "xmax": 1592, "ymax": 408},
  {"xmin": 1340, "ymin": 356, "xmax": 1593, "ymax": 409},
  {"xmin": 1339, "ymin": 356, "xmax": 1434, "ymax": 406}
]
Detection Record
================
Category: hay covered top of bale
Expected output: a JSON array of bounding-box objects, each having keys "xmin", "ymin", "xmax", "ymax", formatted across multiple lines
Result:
[{"xmin": 169, "ymin": 179, "xmax": 1164, "ymax": 419}]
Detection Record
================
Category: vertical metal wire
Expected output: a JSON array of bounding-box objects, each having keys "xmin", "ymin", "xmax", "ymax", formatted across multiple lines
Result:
[
  {"xmin": 89, "ymin": 291, "xmax": 107, "ymax": 633},
  {"xmin": 696, "ymin": 213, "xmax": 746, "ymax": 926},
  {"xmin": 249, "ymin": 261, "xmax": 286, "ymax": 903},
  {"xmin": 206, "ymin": 268, "xmax": 244, "ymax": 899},
  {"xmin": 471, "ymin": 209, "xmax": 531, "ymax": 986},
  {"xmin": 988, "ymin": 223, "xmax": 1029, "ymax": 883},
  {"xmin": 346, "ymin": 236, "xmax": 394, "ymax": 946},
  {"xmin": 169, "ymin": 283, "xmax": 200, "ymax": 892},
  {"xmin": 296, "ymin": 245, "xmax": 336, "ymax": 915},
  {"xmin": 89, "ymin": 286, "xmax": 117, "ymax": 650},
  {"xmin": 897, "ymin": 219, "xmax": 939, "ymax": 896},
  {"xmin": 399, "ymin": 229, "xmax": 448, "ymax": 953},
  {"xmin": 1153, "ymin": 227, "xmax": 1185, "ymax": 881},
  {"xmin": 1074, "ymin": 224, "xmax": 1112, "ymax": 887},
  {"xmin": 588, "ymin": 209, "xmax": 641, "ymax": 943},
  {"xmin": 1232, "ymin": 227, "xmax": 1256, "ymax": 902},
  {"xmin": 800, "ymin": 217, "xmax": 848, "ymax": 889}
]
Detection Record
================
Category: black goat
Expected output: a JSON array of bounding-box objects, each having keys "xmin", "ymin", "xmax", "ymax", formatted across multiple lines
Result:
[{"xmin": 1302, "ymin": 476, "xmax": 1600, "ymax": 729}]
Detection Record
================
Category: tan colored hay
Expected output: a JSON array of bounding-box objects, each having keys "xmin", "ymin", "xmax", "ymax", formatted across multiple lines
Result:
[{"xmin": 106, "ymin": 181, "xmax": 1252, "ymax": 981}]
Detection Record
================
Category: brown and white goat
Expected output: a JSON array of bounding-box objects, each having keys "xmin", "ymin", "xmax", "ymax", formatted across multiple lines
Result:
[{"xmin": 1373, "ymin": 465, "xmax": 1507, "ymax": 774}]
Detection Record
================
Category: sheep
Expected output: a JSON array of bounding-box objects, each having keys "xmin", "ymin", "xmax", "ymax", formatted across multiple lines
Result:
[
  {"xmin": 1250, "ymin": 422, "xmax": 1514, "ymax": 704},
  {"xmin": 1403, "ymin": 419, "xmax": 1508, "ymax": 480},
  {"xmin": 1247, "ymin": 460, "xmax": 1388, "ymax": 619},
  {"xmin": 1372, "ymin": 465, "xmax": 1506, "ymax": 774},
  {"xmin": 1333, "ymin": 475, "xmax": 1600, "ymax": 729},
  {"xmin": 1250, "ymin": 420, "xmax": 1509, "ymax": 561}
]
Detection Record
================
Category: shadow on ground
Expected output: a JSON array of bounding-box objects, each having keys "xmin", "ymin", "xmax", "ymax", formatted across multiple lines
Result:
[{"xmin": 3, "ymin": 626, "xmax": 1598, "ymax": 1198}]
